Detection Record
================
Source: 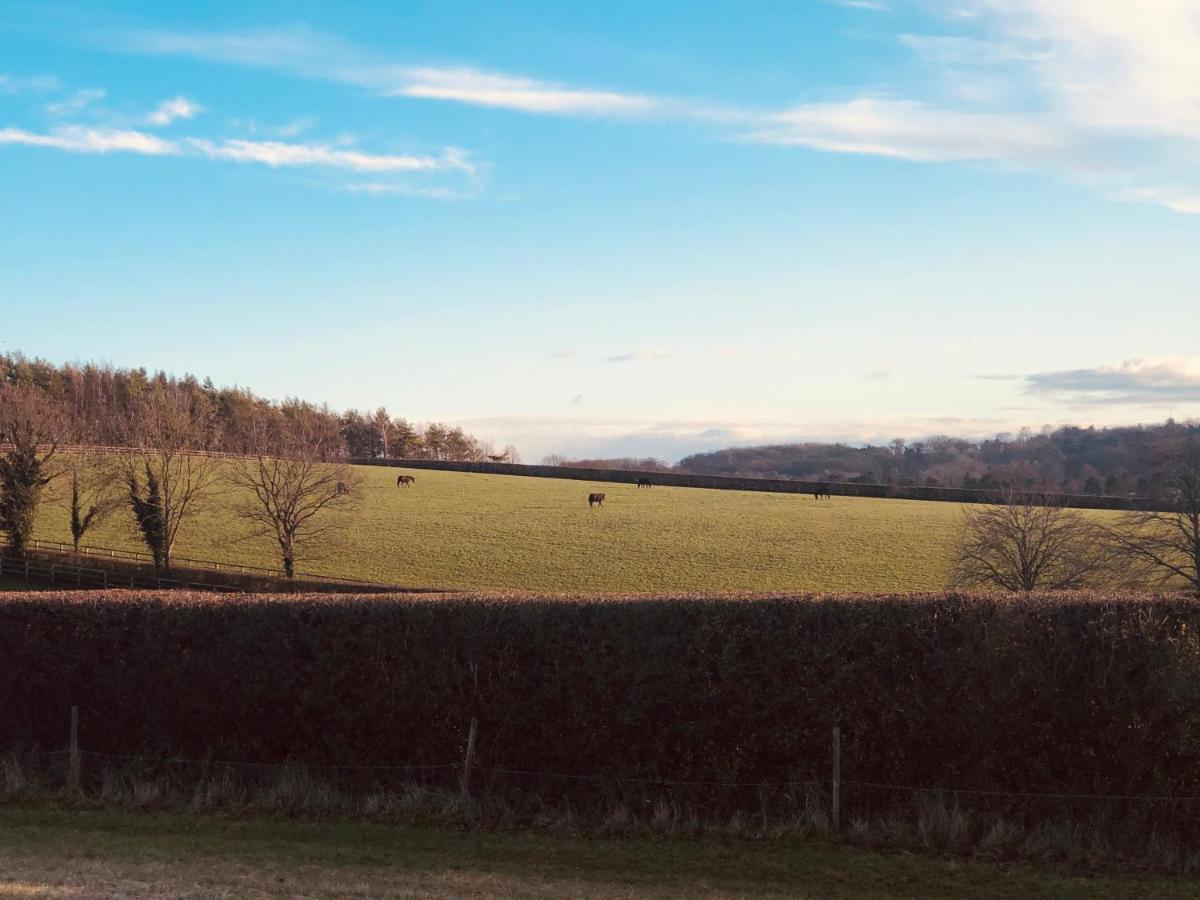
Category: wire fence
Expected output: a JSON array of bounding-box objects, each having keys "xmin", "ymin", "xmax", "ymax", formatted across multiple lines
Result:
[{"xmin": 24, "ymin": 712, "xmax": 1200, "ymax": 824}]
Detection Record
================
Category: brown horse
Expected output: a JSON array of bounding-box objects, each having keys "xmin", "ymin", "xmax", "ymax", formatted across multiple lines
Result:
[
  {"xmin": 336, "ymin": 481, "xmax": 351, "ymax": 496},
  {"xmin": 814, "ymin": 485, "xmax": 831, "ymax": 500},
  {"xmin": 636, "ymin": 478, "xmax": 652, "ymax": 488},
  {"xmin": 588, "ymin": 492, "xmax": 606, "ymax": 508},
  {"xmin": 397, "ymin": 475, "xmax": 416, "ymax": 487}
]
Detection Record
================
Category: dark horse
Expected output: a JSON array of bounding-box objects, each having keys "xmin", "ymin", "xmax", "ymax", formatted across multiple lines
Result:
[
  {"xmin": 588, "ymin": 492, "xmax": 606, "ymax": 508},
  {"xmin": 636, "ymin": 477, "xmax": 653, "ymax": 488},
  {"xmin": 814, "ymin": 485, "xmax": 831, "ymax": 500},
  {"xmin": 397, "ymin": 475, "xmax": 416, "ymax": 487}
]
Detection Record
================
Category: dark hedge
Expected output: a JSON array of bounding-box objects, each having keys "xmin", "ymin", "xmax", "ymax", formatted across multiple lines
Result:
[{"xmin": 2, "ymin": 590, "xmax": 1198, "ymax": 822}]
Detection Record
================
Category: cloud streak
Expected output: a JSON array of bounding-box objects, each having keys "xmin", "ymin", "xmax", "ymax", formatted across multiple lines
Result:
[
  {"xmin": 89, "ymin": 10, "xmax": 1200, "ymax": 213},
  {"xmin": 147, "ymin": 96, "xmax": 203, "ymax": 125},
  {"xmin": 1024, "ymin": 357, "xmax": 1200, "ymax": 405},
  {"xmin": 0, "ymin": 124, "xmax": 176, "ymax": 155},
  {"xmin": 0, "ymin": 124, "xmax": 473, "ymax": 181}
]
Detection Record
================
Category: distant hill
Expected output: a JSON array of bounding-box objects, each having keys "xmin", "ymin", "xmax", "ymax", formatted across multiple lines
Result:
[{"xmin": 675, "ymin": 422, "xmax": 1200, "ymax": 496}]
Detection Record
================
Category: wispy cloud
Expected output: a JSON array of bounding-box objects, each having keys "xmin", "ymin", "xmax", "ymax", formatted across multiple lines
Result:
[
  {"xmin": 1023, "ymin": 357, "xmax": 1200, "ymax": 405},
  {"xmin": 346, "ymin": 181, "xmax": 468, "ymax": 200},
  {"xmin": 0, "ymin": 73, "xmax": 60, "ymax": 94},
  {"xmin": 747, "ymin": 98, "xmax": 1064, "ymax": 164},
  {"xmin": 146, "ymin": 96, "xmax": 203, "ymax": 125},
  {"xmin": 833, "ymin": 0, "xmax": 891, "ymax": 10},
  {"xmin": 0, "ymin": 124, "xmax": 175, "ymax": 155},
  {"xmin": 101, "ymin": 11, "xmax": 1200, "ymax": 214},
  {"xmin": 605, "ymin": 350, "xmax": 676, "ymax": 364},
  {"xmin": 44, "ymin": 88, "xmax": 106, "ymax": 118},
  {"xmin": 119, "ymin": 26, "xmax": 664, "ymax": 118},
  {"xmin": 392, "ymin": 67, "xmax": 658, "ymax": 116},
  {"xmin": 186, "ymin": 137, "xmax": 471, "ymax": 174},
  {"xmin": 0, "ymin": 123, "xmax": 475, "ymax": 190}
]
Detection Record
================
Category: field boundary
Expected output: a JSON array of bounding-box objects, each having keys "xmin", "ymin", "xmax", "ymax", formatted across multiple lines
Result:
[
  {"xmin": 354, "ymin": 457, "xmax": 1154, "ymax": 511},
  {"xmin": 10, "ymin": 442, "xmax": 1154, "ymax": 509},
  {"xmin": 3, "ymin": 540, "xmax": 451, "ymax": 594}
]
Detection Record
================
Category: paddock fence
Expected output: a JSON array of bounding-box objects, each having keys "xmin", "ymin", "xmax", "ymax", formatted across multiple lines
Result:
[
  {"xmin": 24, "ymin": 710, "xmax": 1200, "ymax": 837},
  {"xmin": 354, "ymin": 457, "xmax": 1158, "ymax": 511},
  {"xmin": 3, "ymin": 442, "xmax": 1159, "ymax": 510}
]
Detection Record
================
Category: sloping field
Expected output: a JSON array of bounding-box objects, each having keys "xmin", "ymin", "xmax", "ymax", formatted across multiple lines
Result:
[{"xmin": 28, "ymin": 463, "xmax": 1115, "ymax": 592}]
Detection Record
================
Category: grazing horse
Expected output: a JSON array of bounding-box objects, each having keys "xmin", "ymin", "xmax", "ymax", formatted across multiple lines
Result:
[
  {"xmin": 636, "ymin": 477, "xmax": 653, "ymax": 489},
  {"xmin": 396, "ymin": 475, "xmax": 416, "ymax": 487},
  {"xmin": 336, "ymin": 481, "xmax": 351, "ymax": 496},
  {"xmin": 814, "ymin": 485, "xmax": 831, "ymax": 500},
  {"xmin": 588, "ymin": 492, "xmax": 606, "ymax": 508}
]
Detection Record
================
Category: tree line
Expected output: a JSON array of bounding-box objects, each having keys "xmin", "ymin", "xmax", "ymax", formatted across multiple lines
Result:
[
  {"xmin": 0, "ymin": 353, "xmax": 511, "ymax": 580},
  {"xmin": 0, "ymin": 353, "xmax": 498, "ymax": 462},
  {"xmin": 658, "ymin": 422, "xmax": 1200, "ymax": 496}
]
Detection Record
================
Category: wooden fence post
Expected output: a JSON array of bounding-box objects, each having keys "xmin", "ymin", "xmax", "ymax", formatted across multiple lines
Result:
[
  {"xmin": 67, "ymin": 706, "xmax": 81, "ymax": 794},
  {"xmin": 831, "ymin": 725, "xmax": 841, "ymax": 833},
  {"xmin": 460, "ymin": 717, "xmax": 478, "ymax": 800}
]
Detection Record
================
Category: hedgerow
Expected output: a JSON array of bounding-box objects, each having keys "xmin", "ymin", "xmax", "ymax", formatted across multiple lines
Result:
[{"xmin": 2, "ymin": 590, "xmax": 1198, "ymax": 828}]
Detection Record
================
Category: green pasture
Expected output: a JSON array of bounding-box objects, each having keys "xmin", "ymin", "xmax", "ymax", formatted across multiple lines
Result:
[{"xmin": 30, "ymin": 462, "xmax": 1112, "ymax": 592}]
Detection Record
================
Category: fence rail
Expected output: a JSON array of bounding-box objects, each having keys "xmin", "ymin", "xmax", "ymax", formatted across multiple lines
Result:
[
  {"xmin": 354, "ymin": 457, "xmax": 1159, "ymax": 512},
  {"xmin": 36, "ymin": 718, "xmax": 1200, "ymax": 811},
  {"xmin": 3, "ymin": 540, "xmax": 450, "ymax": 594},
  {"xmin": 0, "ymin": 553, "xmax": 236, "ymax": 592}
]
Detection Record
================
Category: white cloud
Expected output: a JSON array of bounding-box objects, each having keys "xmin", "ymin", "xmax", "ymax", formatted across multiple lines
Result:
[
  {"xmin": 958, "ymin": 0, "xmax": 1200, "ymax": 140},
  {"xmin": 0, "ymin": 124, "xmax": 176, "ymax": 155},
  {"xmin": 186, "ymin": 137, "xmax": 469, "ymax": 174},
  {"xmin": 44, "ymin": 88, "xmax": 106, "ymax": 117},
  {"xmin": 110, "ymin": 14, "xmax": 1200, "ymax": 214},
  {"xmin": 0, "ymin": 123, "xmax": 475, "ymax": 193},
  {"xmin": 394, "ymin": 67, "xmax": 658, "ymax": 116},
  {"xmin": 147, "ymin": 96, "xmax": 203, "ymax": 125},
  {"xmin": 749, "ymin": 98, "xmax": 1064, "ymax": 163}
]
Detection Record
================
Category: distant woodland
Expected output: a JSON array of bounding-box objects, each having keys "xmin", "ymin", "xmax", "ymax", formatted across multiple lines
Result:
[
  {"xmin": 0, "ymin": 354, "xmax": 495, "ymax": 461},
  {"xmin": 549, "ymin": 423, "xmax": 1200, "ymax": 497}
]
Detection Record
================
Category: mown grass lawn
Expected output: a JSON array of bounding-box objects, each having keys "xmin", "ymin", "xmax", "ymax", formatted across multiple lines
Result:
[
  {"xmin": 29, "ymin": 462, "xmax": 1121, "ymax": 593},
  {"xmin": 0, "ymin": 803, "xmax": 1193, "ymax": 900}
]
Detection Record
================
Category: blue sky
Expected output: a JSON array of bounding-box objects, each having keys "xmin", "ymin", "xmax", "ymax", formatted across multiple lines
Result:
[{"xmin": 2, "ymin": 1, "xmax": 1199, "ymax": 461}]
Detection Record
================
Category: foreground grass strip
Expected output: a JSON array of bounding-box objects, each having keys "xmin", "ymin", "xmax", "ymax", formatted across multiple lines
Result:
[{"xmin": 0, "ymin": 804, "xmax": 1195, "ymax": 899}]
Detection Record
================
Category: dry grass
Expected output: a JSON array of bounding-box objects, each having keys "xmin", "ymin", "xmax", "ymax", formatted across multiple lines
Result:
[{"xmin": 29, "ymin": 463, "xmax": 1124, "ymax": 592}]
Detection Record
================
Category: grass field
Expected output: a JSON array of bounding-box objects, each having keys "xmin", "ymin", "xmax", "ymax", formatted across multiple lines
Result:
[
  {"xmin": 1, "ymin": 803, "xmax": 1194, "ymax": 900},
  {"xmin": 27, "ymin": 463, "xmax": 1120, "ymax": 593}
]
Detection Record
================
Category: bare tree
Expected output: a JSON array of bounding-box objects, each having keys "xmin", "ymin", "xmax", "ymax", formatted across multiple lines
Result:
[
  {"xmin": 120, "ymin": 385, "xmax": 219, "ymax": 571},
  {"xmin": 1106, "ymin": 442, "xmax": 1200, "ymax": 594},
  {"xmin": 949, "ymin": 491, "xmax": 1112, "ymax": 592},
  {"xmin": 57, "ymin": 452, "xmax": 122, "ymax": 552},
  {"xmin": 0, "ymin": 385, "xmax": 61, "ymax": 558},
  {"xmin": 228, "ymin": 416, "xmax": 360, "ymax": 578}
]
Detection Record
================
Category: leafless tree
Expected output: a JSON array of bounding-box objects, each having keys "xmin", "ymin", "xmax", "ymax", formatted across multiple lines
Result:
[
  {"xmin": 1106, "ymin": 442, "xmax": 1200, "ymax": 594},
  {"xmin": 56, "ymin": 451, "xmax": 122, "ymax": 552},
  {"xmin": 228, "ymin": 415, "xmax": 360, "ymax": 578},
  {"xmin": 0, "ymin": 385, "xmax": 62, "ymax": 558},
  {"xmin": 119, "ymin": 384, "xmax": 220, "ymax": 570},
  {"xmin": 949, "ymin": 491, "xmax": 1112, "ymax": 592}
]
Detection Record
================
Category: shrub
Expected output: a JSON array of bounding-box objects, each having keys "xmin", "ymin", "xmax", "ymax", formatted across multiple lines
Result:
[{"xmin": 1, "ymin": 590, "xmax": 1198, "ymax": 831}]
